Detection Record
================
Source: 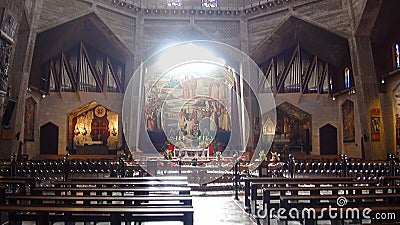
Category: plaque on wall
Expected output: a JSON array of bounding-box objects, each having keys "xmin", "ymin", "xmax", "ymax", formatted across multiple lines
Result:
[{"xmin": 1, "ymin": 129, "xmax": 11, "ymax": 140}]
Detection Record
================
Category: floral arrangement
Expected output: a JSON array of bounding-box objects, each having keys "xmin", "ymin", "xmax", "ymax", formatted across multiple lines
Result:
[
  {"xmin": 270, "ymin": 151, "xmax": 281, "ymax": 162},
  {"xmin": 258, "ymin": 150, "xmax": 268, "ymax": 161},
  {"xmin": 216, "ymin": 150, "xmax": 221, "ymax": 160},
  {"xmin": 163, "ymin": 149, "xmax": 173, "ymax": 160}
]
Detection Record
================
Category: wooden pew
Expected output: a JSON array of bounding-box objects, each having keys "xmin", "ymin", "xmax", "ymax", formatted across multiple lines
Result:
[
  {"xmin": 243, "ymin": 176, "xmax": 366, "ymax": 213},
  {"xmin": 0, "ymin": 205, "xmax": 194, "ymax": 225},
  {"xmin": 68, "ymin": 176, "xmax": 188, "ymax": 182},
  {"xmin": 33, "ymin": 186, "xmax": 191, "ymax": 196},
  {"xmin": 7, "ymin": 194, "xmax": 193, "ymax": 206},
  {"xmin": 2, "ymin": 176, "xmax": 194, "ymax": 225},
  {"xmin": 52, "ymin": 180, "xmax": 189, "ymax": 188},
  {"xmin": 244, "ymin": 176, "xmax": 379, "ymax": 225},
  {"xmin": 380, "ymin": 175, "xmax": 400, "ymax": 185},
  {"xmin": 261, "ymin": 185, "xmax": 400, "ymax": 225},
  {"xmin": 0, "ymin": 176, "xmax": 36, "ymax": 195}
]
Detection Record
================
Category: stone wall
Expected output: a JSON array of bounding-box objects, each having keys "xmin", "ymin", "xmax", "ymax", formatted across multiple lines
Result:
[
  {"xmin": 0, "ymin": 0, "xmax": 389, "ymax": 159},
  {"xmin": 35, "ymin": 92, "xmax": 124, "ymax": 156}
]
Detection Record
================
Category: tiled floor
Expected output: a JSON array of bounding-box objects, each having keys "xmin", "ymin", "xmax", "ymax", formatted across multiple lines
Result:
[{"xmin": 192, "ymin": 195, "xmax": 255, "ymax": 225}]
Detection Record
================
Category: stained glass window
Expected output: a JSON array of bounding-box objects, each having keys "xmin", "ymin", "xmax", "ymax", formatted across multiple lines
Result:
[
  {"xmin": 202, "ymin": 0, "xmax": 218, "ymax": 7},
  {"xmin": 167, "ymin": 0, "xmax": 183, "ymax": 6},
  {"xmin": 395, "ymin": 43, "xmax": 400, "ymax": 69},
  {"xmin": 344, "ymin": 67, "xmax": 351, "ymax": 89}
]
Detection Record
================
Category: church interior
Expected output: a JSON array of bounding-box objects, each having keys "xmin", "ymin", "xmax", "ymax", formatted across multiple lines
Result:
[{"xmin": 0, "ymin": 0, "xmax": 399, "ymax": 224}]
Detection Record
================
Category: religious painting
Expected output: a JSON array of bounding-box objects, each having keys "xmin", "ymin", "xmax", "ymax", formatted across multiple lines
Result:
[
  {"xmin": 144, "ymin": 61, "xmax": 234, "ymax": 152},
  {"xmin": 202, "ymin": 0, "xmax": 218, "ymax": 7},
  {"xmin": 69, "ymin": 102, "xmax": 119, "ymax": 151},
  {"xmin": 167, "ymin": 0, "xmax": 183, "ymax": 6},
  {"xmin": 24, "ymin": 97, "xmax": 36, "ymax": 142},
  {"xmin": 274, "ymin": 102, "xmax": 312, "ymax": 154},
  {"xmin": 396, "ymin": 116, "xmax": 400, "ymax": 150},
  {"xmin": 371, "ymin": 108, "xmax": 381, "ymax": 142},
  {"xmin": 395, "ymin": 43, "xmax": 400, "ymax": 69},
  {"xmin": 395, "ymin": 86, "xmax": 400, "ymax": 149},
  {"xmin": 0, "ymin": 39, "xmax": 11, "ymax": 92},
  {"xmin": 342, "ymin": 100, "xmax": 355, "ymax": 142}
]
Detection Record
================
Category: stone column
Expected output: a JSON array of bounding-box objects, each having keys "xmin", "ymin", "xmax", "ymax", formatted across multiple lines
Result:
[
  {"xmin": 0, "ymin": 0, "xmax": 27, "ymax": 159},
  {"xmin": 8, "ymin": 0, "xmax": 43, "ymax": 158},
  {"xmin": 348, "ymin": 35, "xmax": 385, "ymax": 160}
]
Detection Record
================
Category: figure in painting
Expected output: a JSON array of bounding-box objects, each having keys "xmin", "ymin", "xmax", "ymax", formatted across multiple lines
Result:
[{"xmin": 182, "ymin": 75, "xmax": 190, "ymax": 98}]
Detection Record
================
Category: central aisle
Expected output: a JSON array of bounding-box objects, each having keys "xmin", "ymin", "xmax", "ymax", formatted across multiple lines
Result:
[
  {"xmin": 192, "ymin": 196, "xmax": 255, "ymax": 225},
  {"xmin": 140, "ymin": 196, "xmax": 256, "ymax": 225}
]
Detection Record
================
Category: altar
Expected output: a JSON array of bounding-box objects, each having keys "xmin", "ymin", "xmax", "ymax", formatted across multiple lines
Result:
[
  {"xmin": 75, "ymin": 145, "xmax": 108, "ymax": 155},
  {"xmin": 174, "ymin": 147, "xmax": 209, "ymax": 159}
]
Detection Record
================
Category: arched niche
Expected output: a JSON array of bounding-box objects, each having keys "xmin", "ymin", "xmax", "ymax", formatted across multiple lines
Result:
[
  {"xmin": 319, "ymin": 123, "xmax": 338, "ymax": 155},
  {"xmin": 67, "ymin": 101, "xmax": 119, "ymax": 154},
  {"xmin": 40, "ymin": 122, "xmax": 59, "ymax": 155},
  {"xmin": 273, "ymin": 102, "xmax": 312, "ymax": 155}
]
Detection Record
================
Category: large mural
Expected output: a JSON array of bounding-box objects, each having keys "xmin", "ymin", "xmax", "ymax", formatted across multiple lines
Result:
[{"xmin": 144, "ymin": 63, "xmax": 234, "ymax": 152}]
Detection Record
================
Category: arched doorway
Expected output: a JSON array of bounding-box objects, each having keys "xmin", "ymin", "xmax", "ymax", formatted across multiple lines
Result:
[
  {"xmin": 319, "ymin": 124, "xmax": 338, "ymax": 155},
  {"xmin": 40, "ymin": 122, "xmax": 59, "ymax": 155}
]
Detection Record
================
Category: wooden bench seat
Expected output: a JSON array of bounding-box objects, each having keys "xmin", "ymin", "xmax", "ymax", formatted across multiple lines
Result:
[
  {"xmin": 247, "ymin": 177, "xmax": 377, "ymax": 218},
  {"xmin": 68, "ymin": 176, "xmax": 188, "ymax": 182},
  {"xmin": 280, "ymin": 193, "xmax": 400, "ymax": 207},
  {"xmin": 0, "ymin": 204, "xmax": 194, "ymax": 225},
  {"xmin": 380, "ymin": 175, "xmax": 400, "ymax": 185},
  {"xmin": 1, "ymin": 176, "xmax": 193, "ymax": 225},
  {"xmin": 243, "ymin": 176, "xmax": 360, "ymax": 213},
  {"xmin": 274, "ymin": 201, "xmax": 400, "ymax": 224},
  {"xmin": 33, "ymin": 186, "xmax": 192, "ymax": 196},
  {"xmin": 0, "ymin": 176, "xmax": 36, "ymax": 195},
  {"xmin": 260, "ymin": 185, "xmax": 400, "ymax": 225},
  {"xmin": 53, "ymin": 180, "xmax": 189, "ymax": 187},
  {"xmin": 7, "ymin": 194, "xmax": 193, "ymax": 206}
]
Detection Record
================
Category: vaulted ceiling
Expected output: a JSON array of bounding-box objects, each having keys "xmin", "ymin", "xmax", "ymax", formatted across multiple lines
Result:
[
  {"xmin": 251, "ymin": 16, "xmax": 350, "ymax": 68},
  {"xmin": 29, "ymin": 13, "xmax": 132, "ymax": 89}
]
